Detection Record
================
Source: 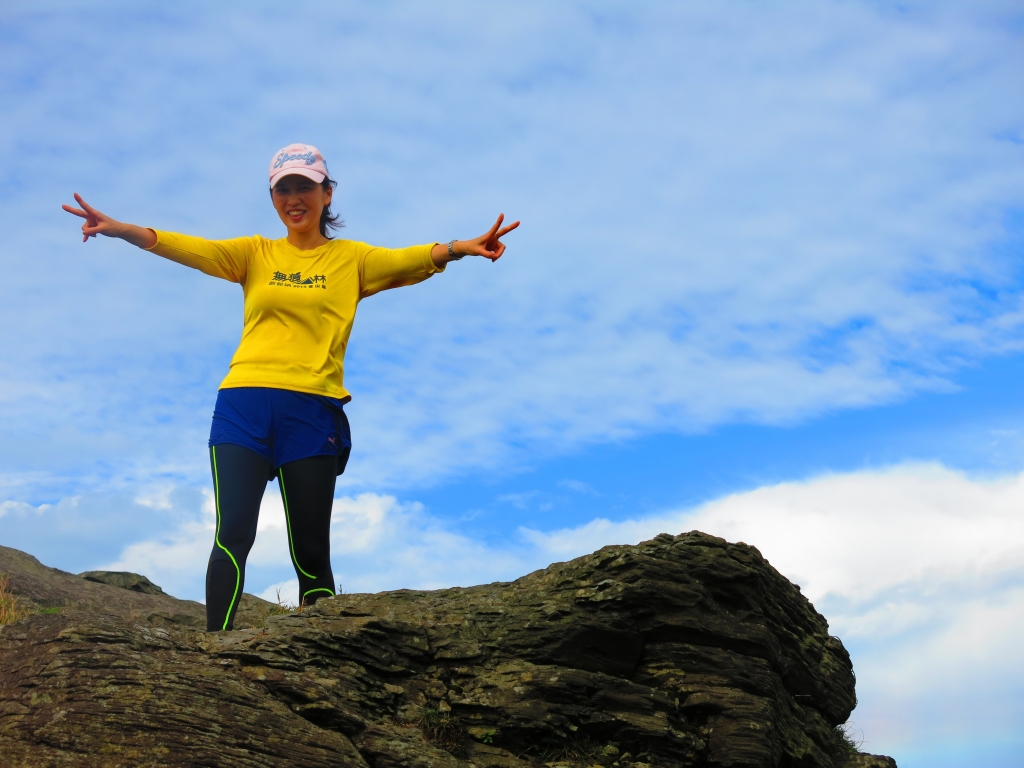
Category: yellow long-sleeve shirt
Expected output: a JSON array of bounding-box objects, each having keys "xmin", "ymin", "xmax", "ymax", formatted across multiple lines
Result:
[{"xmin": 148, "ymin": 231, "xmax": 443, "ymax": 401}]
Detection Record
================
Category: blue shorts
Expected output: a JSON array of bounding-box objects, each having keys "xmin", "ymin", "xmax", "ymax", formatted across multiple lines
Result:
[{"xmin": 209, "ymin": 387, "xmax": 351, "ymax": 476}]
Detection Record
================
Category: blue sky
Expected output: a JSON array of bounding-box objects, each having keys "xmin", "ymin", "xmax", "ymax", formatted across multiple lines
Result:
[{"xmin": 2, "ymin": 2, "xmax": 1023, "ymax": 765}]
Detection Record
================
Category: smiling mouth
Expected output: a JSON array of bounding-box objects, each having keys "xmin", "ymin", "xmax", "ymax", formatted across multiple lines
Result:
[{"xmin": 287, "ymin": 209, "xmax": 306, "ymax": 220}]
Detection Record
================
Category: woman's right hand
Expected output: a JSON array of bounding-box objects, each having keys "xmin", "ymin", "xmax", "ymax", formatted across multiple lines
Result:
[
  {"xmin": 62, "ymin": 193, "xmax": 156, "ymax": 248},
  {"xmin": 63, "ymin": 193, "xmax": 120, "ymax": 242}
]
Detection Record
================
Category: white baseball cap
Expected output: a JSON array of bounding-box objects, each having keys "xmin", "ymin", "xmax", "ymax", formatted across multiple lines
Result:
[{"xmin": 269, "ymin": 143, "xmax": 329, "ymax": 188}]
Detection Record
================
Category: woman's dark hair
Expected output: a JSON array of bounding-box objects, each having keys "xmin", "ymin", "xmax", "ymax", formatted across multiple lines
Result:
[{"xmin": 320, "ymin": 178, "xmax": 343, "ymax": 238}]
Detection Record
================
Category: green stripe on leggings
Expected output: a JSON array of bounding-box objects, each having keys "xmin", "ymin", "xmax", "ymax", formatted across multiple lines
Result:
[
  {"xmin": 278, "ymin": 469, "xmax": 316, "ymax": 580},
  {"xmin": 303, "ymin": 587, "xmax": 334, "ymax": 602},
  {"xmin": 211, "ymin": 446, "xmax": 242, "ymax": 631}
]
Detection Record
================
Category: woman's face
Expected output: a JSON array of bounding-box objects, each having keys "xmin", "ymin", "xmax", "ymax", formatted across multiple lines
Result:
[{"xmin": 271, "ymin": 175, "xmax": 332, "ymax": 235}]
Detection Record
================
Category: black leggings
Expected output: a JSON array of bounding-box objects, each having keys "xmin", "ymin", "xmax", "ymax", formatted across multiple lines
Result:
[{"xmin": 207, "ymin": 443, "xmax": 337, "ymax": 631}]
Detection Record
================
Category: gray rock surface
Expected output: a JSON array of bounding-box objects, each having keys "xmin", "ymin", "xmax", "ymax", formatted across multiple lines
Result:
[
  {"xmin": 1, "ymin": 544, "xmax": 282, "ymax": 629},
  {"xmin": 78, "ymin": 570, "xmax": 167, "ymax": 594},
  {"xmin": 841, "ymin": 756, "xmax": 897, "ymax": 768},
  {"xmin": 0, "ymin": 533, "xmax": 897, "ymax": 767}
]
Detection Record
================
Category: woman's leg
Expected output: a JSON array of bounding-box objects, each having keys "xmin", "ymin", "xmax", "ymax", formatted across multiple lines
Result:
[
  {"xmin": 207, "ymin": 443, "xmax": 270, "ymax": 631},
  {"xmin": 277, "ymin": 454, "xmax": 337, "ymax": 607}
]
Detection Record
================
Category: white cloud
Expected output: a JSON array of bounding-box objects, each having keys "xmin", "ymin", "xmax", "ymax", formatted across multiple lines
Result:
[
  {"xmin": 0, "ymin": 499, "xmax": 50, "ymax": 519},
  {"xmin": 133, "ymin": 483, "xmax": 176, "ymax": 511},
  {"xmin": 497, "ymin": 492, "xmax": 541, "ymax": 510},
  {"xmin": 102, "ymin": 489, "xmax": 218, "ymax": 599},
  {"xmin": 101, "ymin": 488, "xmax": 529, "ymax": 603},
  {"xmin": 558, "ymin": 480, "xmax": 597, "ymax": 495},
  {"xmin": 256, "ymin": 579, "xmax": 299, "ymax": 608},
  {"xmin": 691, "ymin": 465, "xmax": 1024, "ymax": 605},
  {"xmin": 2, "ymin": 3, "xmax": 1023, "ymax": 497}
]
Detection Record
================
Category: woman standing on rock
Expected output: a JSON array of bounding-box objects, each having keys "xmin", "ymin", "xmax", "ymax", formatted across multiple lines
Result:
[{"xmin": 63, "ymin": 144, "xmax": 519, "ymax": 631}]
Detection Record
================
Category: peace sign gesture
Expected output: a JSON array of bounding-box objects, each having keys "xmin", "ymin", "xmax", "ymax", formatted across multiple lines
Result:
[
  {"xmin": 465, "ymin": 214, "xmax": 520, "ymax": 262},
  {"xmin": 62, "ymin": 193, "xmax": 156, "ymax": 248},
  {"xmin": 432, "ymin": 214, "xmax": 521, "ymax": 266},
  {"xmin": 62, "ymin": 193, "xmax": 119, "ymax": 242}
]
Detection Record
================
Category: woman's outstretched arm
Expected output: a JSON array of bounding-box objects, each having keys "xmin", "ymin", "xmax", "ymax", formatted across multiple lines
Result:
[
  {"xmin": 62, "ymin": 193, "xmax": 157, "ymax": 249},
  {"xmin": 62, "ymin": 193, "xmax": 252, "ymax": 283},
  {"xmin": 430, "ymin": 214, "xmax": 520, "ymax": 268}
]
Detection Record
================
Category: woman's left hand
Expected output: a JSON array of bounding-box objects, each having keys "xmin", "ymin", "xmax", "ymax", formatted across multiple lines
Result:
[{"xmin": 433, "ymin": 214, "xmax": 520, "ymax": 266}]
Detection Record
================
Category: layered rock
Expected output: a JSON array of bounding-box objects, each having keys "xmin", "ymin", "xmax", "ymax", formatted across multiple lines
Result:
[
  {"xmin": 0, "ymin": 532, "xmax": 895, "ymax": 767},
  {"xmin": 843, "ymin": 756, "xmax": 897, "ymax": 768},
  {"xmin": 0, "ymin": 544, "xmax": 283, "ymax": 629},
  {"xmin": 78, "ymin": 570, "xmax": 167, "ymax": 595}
]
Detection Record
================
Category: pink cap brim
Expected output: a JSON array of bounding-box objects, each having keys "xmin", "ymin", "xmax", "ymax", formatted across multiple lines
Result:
[{"xmin": 270, "ymin": 167, "xmax": 326, "ymax": 188}]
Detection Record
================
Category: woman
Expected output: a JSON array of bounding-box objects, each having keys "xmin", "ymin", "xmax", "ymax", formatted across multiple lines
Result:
[{"xmin": 63, "ymin": 143, "xmax": 519, "ymax": 631}]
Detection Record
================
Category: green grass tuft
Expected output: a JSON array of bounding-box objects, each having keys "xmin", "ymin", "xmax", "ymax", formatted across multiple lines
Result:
[
  {"xmin": 413, "ymin": 706, "xmax": 467, "ymax": 757},
  {"xmin": 830, "ymin": 721, "xmax": 863, "ymax": 763},
  {"xmin": 0, "ymin": 573, "xmax": 32, "ymax": 625}
]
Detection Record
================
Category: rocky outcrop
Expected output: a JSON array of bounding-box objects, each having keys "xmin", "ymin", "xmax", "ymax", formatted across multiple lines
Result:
[
  {"xmin": 842, "ymin": 757, "xmax": 896, "ymax": 768},
  {"xmin": 0, "ymin": 533, "xmax": 896, "ymax": 767},
  {"xmin": 78, "ymin": 570, "xmax": 167, "ymax": 595},
  {"xmin": 0, "ymin": 544, "xmax": 283, "ymax": 629}
]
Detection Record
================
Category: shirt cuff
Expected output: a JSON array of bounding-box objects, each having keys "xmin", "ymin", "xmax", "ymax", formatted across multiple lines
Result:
[
  {"xmin": 143, "ymin": 229, "xmax": 162, "ymax": 251},
  {"xmin": 426, "ymin": 242, "xmax": 446, "ymax": 273}
]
